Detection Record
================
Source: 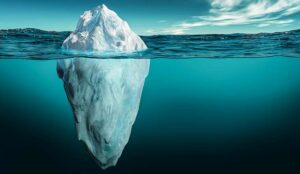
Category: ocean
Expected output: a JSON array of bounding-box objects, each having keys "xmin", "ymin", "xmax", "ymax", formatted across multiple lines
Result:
[{"xmin": 0, "ymin": 29, "xmax": 300, "ymax": 174}]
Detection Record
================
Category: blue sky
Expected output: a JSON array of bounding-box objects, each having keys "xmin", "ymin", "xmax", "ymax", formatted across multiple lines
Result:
[{"xmin": 0, "ymin": 0, "xmax": 300, "ymax": 35}]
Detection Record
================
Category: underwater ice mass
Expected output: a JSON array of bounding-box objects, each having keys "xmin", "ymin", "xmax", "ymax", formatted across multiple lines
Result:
[{"xmin": 58, "ymin": 4, "xmax": 150, "ymax": 169}]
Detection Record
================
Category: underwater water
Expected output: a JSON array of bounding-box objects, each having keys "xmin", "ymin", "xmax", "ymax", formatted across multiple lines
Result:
[{"xmin": 0, "ymin": 29, "xmax": 300, "ymax": 174}]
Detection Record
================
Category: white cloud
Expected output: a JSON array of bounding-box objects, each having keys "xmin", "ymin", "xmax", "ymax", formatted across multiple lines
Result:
[
  {"xmin": 158, "ymin": 20, "xmax": 167, "ymax": 23},
  {"xmin": 162, "ymin": 28, "xmax": 186, "ymax": 35},
  {"xmin": 157, "ymin": 0, "xmax": 300, "ymax": 34},
  {"xmin": 210, "ymin": 0, "xmax": 242, "ymax": 12},
  {"xmin": 146, "ymin": 29, "xmax": 155, "ymax": 34},
  {"xmin": 257, "ymin": 23, "xmax": 270, "ymax": 27},
  {"xmin": 257, "ymin": 19, "xmax": 294, "ymax": 27}
]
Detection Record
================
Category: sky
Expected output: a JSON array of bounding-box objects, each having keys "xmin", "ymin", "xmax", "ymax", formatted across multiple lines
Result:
[{"xmin": 0, "ymin": 0, "xmax": 300, "ymax": 35}]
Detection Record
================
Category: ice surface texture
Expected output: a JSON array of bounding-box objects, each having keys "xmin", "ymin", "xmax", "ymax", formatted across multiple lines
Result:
[
  {"xmin": 57, "ymin": 4, "xmax": 150, "ymax": 169},
  {"xmin": 62, "ymin": 4, "xmax": 147, "ymax": 52}
]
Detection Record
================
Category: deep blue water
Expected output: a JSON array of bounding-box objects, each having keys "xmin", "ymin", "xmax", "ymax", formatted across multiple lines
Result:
[{"xmin": 0, "ymin": 29, "xmax": 300, "ymax": 174}]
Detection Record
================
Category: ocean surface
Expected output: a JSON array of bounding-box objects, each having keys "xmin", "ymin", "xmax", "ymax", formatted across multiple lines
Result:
[
  {"xmin": 0, "ymin": 28, "xmax": 300, "ymax": 59},
  {"xmin": 0, "ymin": 29, "xmax": 300, "ymax": 174}
]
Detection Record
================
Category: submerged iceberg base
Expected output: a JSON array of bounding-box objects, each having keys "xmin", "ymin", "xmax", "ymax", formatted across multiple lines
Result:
[{"xmin": 57, "ymin": 58, "xmax": 149, "ymax": 169}]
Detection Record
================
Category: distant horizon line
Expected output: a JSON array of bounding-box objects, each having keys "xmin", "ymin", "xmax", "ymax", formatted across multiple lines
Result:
[{"xmin": 1, "ymin": 27, "xmax": 299, "ymax": 37}]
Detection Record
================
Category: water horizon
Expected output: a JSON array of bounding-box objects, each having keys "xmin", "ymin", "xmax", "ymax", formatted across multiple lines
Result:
[{"xmin": 1, "ymin": 28, "xmax": 299, "ymax": 60}]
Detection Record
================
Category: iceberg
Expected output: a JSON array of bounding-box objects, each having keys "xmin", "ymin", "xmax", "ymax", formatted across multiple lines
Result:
[
  {"xmin": 57, "ymin": 4, "xmax": 150, "ymax": 169},
  {"xmin": 62, "ymin": 4, "xmax": 147, "ymax": 52}
]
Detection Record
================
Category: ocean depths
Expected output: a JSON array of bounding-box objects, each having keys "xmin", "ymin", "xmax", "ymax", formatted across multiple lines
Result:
[{"xmin": 1, "ymin": 28, "xmax": 300, "ymax": 173}]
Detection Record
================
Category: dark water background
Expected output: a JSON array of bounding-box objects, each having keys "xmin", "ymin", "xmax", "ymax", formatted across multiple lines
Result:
[{"xmin": 0, "ymin": 29, "xmax": 300, "ymax": 174}]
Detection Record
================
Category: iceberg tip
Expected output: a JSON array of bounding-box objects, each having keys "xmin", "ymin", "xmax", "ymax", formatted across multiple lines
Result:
[
  {"xmin": 62, "ymin": 3, "xmax": 147, "ymax": 52},
  {"xmin": 100, "ymin": 4, "xmax": 108, "ymax": 10}
]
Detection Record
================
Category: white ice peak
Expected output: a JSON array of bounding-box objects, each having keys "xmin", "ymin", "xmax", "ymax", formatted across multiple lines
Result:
[
  {"xmin": 62, "ymin": 4, "xmax": 147, "ymax": 52},
  {"xmin": 58, "ymin": 4, "xmax": 150, "ymax": 169}
]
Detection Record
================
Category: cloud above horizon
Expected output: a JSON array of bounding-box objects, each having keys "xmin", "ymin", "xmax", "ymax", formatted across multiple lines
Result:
[{"xmin": 150, "ymin": 0, "xmax": 300, "ymax": 34}]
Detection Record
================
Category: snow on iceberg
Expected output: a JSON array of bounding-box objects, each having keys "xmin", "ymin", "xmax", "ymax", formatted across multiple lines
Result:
[
  {"xmin": 57, "ymin": 4, "xmax": 150, "ymax": 169},
  {"xmin": 62, "ymin": 4, "xmax": 147, "ymax": 52}
]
